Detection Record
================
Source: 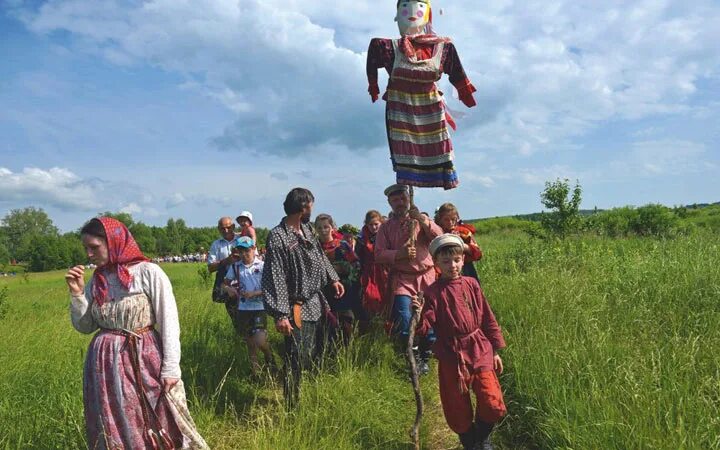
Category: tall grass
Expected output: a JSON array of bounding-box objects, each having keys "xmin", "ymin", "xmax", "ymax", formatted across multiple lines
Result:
[
  {"xmin": 1, "ymin": 231, "xmax": 718, "ymax": 449},
  {"xmin": 480, "ymin": 231, "xmax": 720, "ymax": 449},
  {"xmin": 0, "ymin": 264, "xmax": 455, "ymax": 449}
]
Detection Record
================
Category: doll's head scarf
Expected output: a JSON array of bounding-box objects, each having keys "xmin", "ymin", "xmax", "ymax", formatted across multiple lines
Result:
[{"xmin": 91, "ymin": 217, "xmax": 150, "ymax": 306}]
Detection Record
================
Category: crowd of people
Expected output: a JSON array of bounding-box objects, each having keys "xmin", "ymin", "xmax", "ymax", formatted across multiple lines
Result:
[
  {"xmin": 152, "ymin": 253, "xmax": 207, "ymax": 264},
  {"xmin": 64, "ymin": 185, "xmax": 506, "ymax": 450}
]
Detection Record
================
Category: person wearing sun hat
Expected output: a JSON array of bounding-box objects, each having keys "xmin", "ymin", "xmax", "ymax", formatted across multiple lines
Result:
[
  {"xmin": 413, "ymin": 233, "xmax": 507, "ymax": 450},
  {"xmin": 236, "ymin": 210, "xmax": 257, "ymax": 243}
]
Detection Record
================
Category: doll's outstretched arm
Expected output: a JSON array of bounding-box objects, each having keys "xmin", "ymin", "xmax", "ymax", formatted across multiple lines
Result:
[{"xmin": 367, "ymin": 38, "xmax": 392, "ymax": 102}]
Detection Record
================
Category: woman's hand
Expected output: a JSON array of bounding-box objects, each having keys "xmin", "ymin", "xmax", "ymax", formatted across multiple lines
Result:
[
  {"xmin": 162, "ymin": 377, "xmax": 180, "ymax": 393},
  {"xmin": 65, "ymin": 265, "xmax": 86, "ymax": 296},
  {"xmin": 493, "ymin": 353, "xmax": 504, "ymax": 374}
]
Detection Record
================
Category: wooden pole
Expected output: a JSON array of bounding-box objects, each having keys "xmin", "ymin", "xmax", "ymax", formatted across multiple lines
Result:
[
  {"xmin": 407, "ymin": 291, "xmax": 424, "ymax": 450},
  {"xmin": 406, "ymin": 184, "xmax": 423, "ymax": 450}
]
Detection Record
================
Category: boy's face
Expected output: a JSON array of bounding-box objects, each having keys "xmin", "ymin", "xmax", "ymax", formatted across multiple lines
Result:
[
  {"xmin": 438, "ymin": 213, "xmax": 458, "ymax": 233},
  {"xmin": 238, "ymin": 217, "xmax": 251, "ymax": 228},
  {"xmin": 434, "ymin": 250, "xmax": 463, "ymax": 280},
  {"xmin": 238, "ymin": 246, "xmax": 255, "ymax": 264},
  {"xmin": 315, "ymin": 220, "xmax": 334, "ymax": 242}
]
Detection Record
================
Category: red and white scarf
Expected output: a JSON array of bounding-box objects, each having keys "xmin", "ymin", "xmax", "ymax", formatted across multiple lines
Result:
[{"xmin": 91, "ymin": 217, "xmax": 150, "ymax": 306}]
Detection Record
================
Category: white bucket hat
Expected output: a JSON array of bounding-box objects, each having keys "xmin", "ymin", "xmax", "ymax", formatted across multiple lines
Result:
[
  {"xmin": 236, "ymin": 211, "xmax": 253, "ymax": 225},
  {"xmin": 429, "ymin": 233, "xmax": 465, "ymax": 257}
]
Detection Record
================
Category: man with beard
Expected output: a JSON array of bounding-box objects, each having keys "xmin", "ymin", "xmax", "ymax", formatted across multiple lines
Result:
[
  {"xmin": 261, "ymin": 187, "xmax": 344, "ymax": 407},
  {"xmin": 375, "ymin": 184, "xmax": 443, "ymax": 375}
]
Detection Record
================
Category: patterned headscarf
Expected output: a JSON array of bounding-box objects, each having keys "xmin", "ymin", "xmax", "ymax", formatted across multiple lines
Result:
[{"xmin": 91, "ymin": 217, "xmax": 149, "ymax": 306}]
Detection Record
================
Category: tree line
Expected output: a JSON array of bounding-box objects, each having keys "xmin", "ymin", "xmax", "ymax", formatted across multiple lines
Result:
[
  {"xmin": 0, "ymin": 208, "xmax": 268, "ymax": 272},
  {"xmin": 3, "ymin": 181, "xmax": 717, "ymax": 272}
]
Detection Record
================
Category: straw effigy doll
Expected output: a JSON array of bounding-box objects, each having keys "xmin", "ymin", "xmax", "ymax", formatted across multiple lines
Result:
[{"xmin": 367, "ymin": 0, "xmax": 477, "ymax": 190}]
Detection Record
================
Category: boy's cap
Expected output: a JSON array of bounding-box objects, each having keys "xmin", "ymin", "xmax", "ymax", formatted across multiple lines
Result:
[
  {"xmin": 429, "ymin": 233, "xmax": 464, "ymax": 257},
  {"xmin": 236, "ymin": 211, "xmax": 253, "ymax": 224},
  {"xmin": 234, "ymin": 236, "xmax": 255, "ymax": 249},
  {"xmin": 383, "ymin": 184, "xmax": 409, "ymax": 197}
]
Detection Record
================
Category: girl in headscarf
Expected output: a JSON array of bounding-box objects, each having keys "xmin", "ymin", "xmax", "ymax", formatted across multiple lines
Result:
[
  {"xmin": 356, "ymin": 210, "xmax": 389, "ymax": 319},
  {"xmin": 64, "ymin": 217, "xmax": 208, "ymax": 450},
  {"xmin": 435, "ymin": 203, "xmax": 483, "ymax": 280}
]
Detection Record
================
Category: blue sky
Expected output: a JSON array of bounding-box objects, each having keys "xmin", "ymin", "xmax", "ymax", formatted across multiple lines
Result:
[{"xmin": 1, "ymin": 0, "xmax": 719, "ymax": 232}]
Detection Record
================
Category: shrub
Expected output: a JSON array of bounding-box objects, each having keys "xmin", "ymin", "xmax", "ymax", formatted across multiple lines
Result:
[
  {"xmin": 630, "ymin": 204, "xmax": 678, "ymax": 237},
  {"xmin": 197, "ymin": 265, "xmax": 212, "ymax": 289},
  {"xmin": 540, "ymin": 179, "xmax": 582, "ymax": 237}
]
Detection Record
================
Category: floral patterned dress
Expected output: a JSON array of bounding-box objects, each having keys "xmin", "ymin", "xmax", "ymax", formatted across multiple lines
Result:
[{"xmin": 71, "ymin": 262, "xmax": 208, "ymax": 450}]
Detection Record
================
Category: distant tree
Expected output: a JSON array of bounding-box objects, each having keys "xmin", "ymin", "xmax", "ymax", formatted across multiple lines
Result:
[
  {"xmin": 128, "ymin": 222, "xmax": 157, "ymax": 255},
  {"xmin": 540, "ymin": 178, "xmax": 582, "ymax": 237},
  {"xmin": 1, "ymin": 207, "xmax": 59, "ymax": 261},
  {"xmin": 0, "ymin": 240, "xmax": 9, "ymax": 266},
  {"xmin": 154, "ymin": 228, "xmax": 172, "ymax": 256},
  {"xmin": 165, "ymin": 218, "xmax": 187, "ymax": 255},
  {"xmin": 27, "ymin": 235, "xmax": 65, "ymax": 272},
  {"xmin": 61, "ymin": 232, "xmax": 87, "ymax": 267}
]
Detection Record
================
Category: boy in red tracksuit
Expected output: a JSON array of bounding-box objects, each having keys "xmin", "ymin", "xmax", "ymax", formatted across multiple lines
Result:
[{"xmin": 413, "ymin": 234, "xmax": 506, "ymax": 450}]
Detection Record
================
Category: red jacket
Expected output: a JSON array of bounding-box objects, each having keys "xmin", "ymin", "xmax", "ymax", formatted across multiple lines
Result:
[{"xmin": 417, "ymin": 276, "xmax": 505, "ymax": 373}]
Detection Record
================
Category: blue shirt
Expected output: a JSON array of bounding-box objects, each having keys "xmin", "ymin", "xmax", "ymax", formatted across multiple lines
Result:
[{"xmin": 225, "ymin": 258, "xmax": 265, "ymax": 311}]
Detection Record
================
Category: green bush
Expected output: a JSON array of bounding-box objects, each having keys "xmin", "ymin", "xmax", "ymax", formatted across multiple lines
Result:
[
  {"xmin": 630, "ymin": 204, "xmax": 678, "ymax": 237},
  {"xmin": 583, "ymin": 207, "xmax": 637, "ymax": 237}
]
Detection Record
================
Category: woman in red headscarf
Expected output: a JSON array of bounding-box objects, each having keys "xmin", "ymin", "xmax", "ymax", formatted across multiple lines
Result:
[{"xmin": 64, "ymin": 217, "xmax": 207, "ymax": 450}]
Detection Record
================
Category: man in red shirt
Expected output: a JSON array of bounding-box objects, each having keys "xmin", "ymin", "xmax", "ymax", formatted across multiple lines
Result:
[{"xmin": 375, "ymin": 183, "xmax": 443, "ymax": 374}]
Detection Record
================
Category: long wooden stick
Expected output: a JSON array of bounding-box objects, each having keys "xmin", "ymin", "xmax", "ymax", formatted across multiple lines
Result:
[
  {"xmin": 407, "ymin": 291, "xmax": 424, "ymax": 450},
  {"xmin": 406, "ymin": 185, "xmax": 423, "ymax": 450}
]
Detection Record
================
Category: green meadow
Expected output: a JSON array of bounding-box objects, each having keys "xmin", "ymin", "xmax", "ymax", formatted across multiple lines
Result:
[{"xmin": 1, "ymin": 230, "xmax": 719, "ymax": 449}]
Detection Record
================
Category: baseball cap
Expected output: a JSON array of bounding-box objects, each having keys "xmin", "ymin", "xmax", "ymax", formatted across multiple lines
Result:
[{"xmin": 234, "ymin": 236, "xmax": 255, "ymax": 249}]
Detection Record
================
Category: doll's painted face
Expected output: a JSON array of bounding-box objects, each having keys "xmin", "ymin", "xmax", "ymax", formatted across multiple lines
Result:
[{"xmin": 396, "ymin": 1, "xmax": 430, "ymax": 36}]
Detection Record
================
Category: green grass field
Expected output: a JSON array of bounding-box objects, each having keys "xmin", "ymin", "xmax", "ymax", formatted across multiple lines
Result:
[{"xmin": 1, "ymin": 231, "xmax": 719, "ymax": 449}]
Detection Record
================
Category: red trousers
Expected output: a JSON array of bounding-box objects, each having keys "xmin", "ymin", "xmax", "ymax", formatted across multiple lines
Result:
[{"xmin": 438, "ymin": 361, "xmax": 507, "ymax": 434}]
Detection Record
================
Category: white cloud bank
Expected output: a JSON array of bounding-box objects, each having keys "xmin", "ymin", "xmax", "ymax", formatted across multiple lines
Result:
[
  {"xmin": 0, "ymin": 166, "xmax": 102, "ymax": 210},
  {"xmin": 14, "ymin": 0, "xmax": 720, "ymax": 158}
]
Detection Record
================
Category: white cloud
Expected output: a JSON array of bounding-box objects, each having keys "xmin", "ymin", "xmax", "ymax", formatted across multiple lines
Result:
[
  {"xmin": 16, "ymin": 0, "xmax": 718, "ymax": 159},
  {"xmin": 623, "ymin": 139, "xmax": 711, "ymax": 176},
  {"xmin": 166, "ymin": 192, "xmax": 186, "ymax": 209},
  {"xmin": 463, "ymin": 174, "xmax": 496, "ymax": 188},
  {"xmin": 0, "ymin": 167, "xmax": 102, "ymax": 210},
  {"xmin": 119, "ymin": 202, "xmax": 142, "ymax": 214}
]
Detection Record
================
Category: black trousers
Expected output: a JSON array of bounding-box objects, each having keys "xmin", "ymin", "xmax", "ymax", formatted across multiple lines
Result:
[{"xmin": 283, "ymin": 320, "xmax": 317, "ymax": 408}]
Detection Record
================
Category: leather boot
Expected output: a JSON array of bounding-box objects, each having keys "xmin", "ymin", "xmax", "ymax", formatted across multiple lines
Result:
[
  {"xmin": 474, "ymin": 421, "xmax": 495, "ymax": 450},
  {"xmin": 457, "ymin": 423, "xmax": 477, "ymax": 450}
]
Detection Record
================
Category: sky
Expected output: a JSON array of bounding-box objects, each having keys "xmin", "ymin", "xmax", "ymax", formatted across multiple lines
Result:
[{"xmin": 1, "ymin": 0, "xmax": 719, "ymax": 232}]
